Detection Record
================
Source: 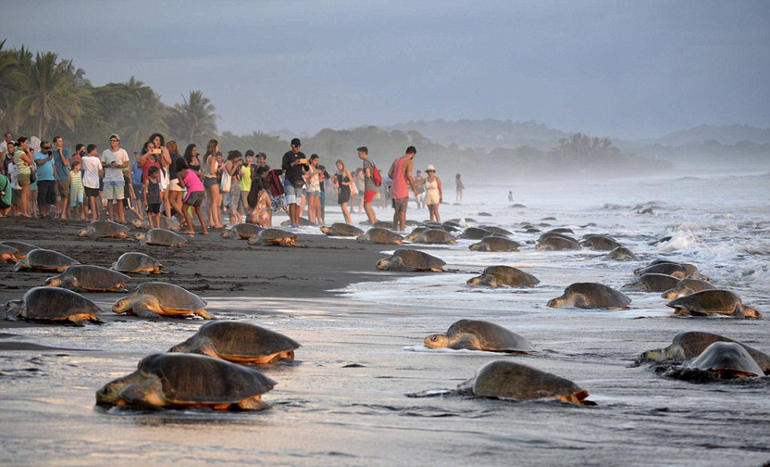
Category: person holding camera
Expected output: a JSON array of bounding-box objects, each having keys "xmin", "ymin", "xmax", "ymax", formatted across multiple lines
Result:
[
  {"xmin": 222, "ymin": 150, "xmax": 244, "ymax": 226},
  {"xmin": 281, "ymin": 138, "xmax": 309, "ymax": 228},
  {"xmin": 101, "ymin": 133, "xmax": 129, "ymax": 222},
  {"xmin": 33, "ymin": 140, "xmax": 57, "ymax": 218},
  {"xmin": 52, "ymin": 136, "xmax": 70, "ymax": 219}
]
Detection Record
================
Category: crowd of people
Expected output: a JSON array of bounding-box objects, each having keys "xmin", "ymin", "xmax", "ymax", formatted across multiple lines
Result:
[{"xmin": 0, "ymin": 131, "xmax": 466, "ymax": 232}]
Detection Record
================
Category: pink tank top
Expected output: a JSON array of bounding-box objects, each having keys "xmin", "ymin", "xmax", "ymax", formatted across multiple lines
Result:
[
  {"xmin": 391, "ymin": 156, "xmax": 409, "ymax": 199},
  {"xmin": 184, "ymin": 170, "xmax": 204, "ymax": 193}
]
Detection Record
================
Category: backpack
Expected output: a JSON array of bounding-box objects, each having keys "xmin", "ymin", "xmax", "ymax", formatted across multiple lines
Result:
[{"xmin": 372, "ymin": 164, "xmax": 383, "ymax": 187}]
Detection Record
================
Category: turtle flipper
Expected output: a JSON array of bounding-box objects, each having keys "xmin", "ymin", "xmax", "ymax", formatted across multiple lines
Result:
[
  {"xmin": 236, "ymin": 395, "xmax": 269, "ymax": 411},
  {"xmin": 4, "ymin": 302, "xmax": 22, "ymax": 321},
  {"xmin": 133, "ymin": 303, "xmax": 164, "ymax": 320},
  {"xmin": 195, "ymin": 309, "xmax": 214, "ymax": 320},
  {"xmin": 119, "ymin": 377, "xmax": 166, "ymax": 410}
]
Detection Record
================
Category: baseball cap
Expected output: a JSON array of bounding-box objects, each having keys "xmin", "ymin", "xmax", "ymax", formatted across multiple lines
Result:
[
  {"xmin": 426, "ymin": 164, "xmax": 436, "ymax": 172},
  {"xmin": 109, "ymin": 133, "xmax": 120, "ymax": 141},
  {"xmin": 291, "ymin": 138, "xmax": 301, "ymax": 147}
]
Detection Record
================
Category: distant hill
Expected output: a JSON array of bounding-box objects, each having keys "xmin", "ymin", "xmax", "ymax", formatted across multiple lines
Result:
[
  {"xmin": 384, "ymin": 118, "xmax": 570, "ymax": 151},
  {"xmin": 655, "ymin": 124, "xmax": 770, "ymax": 146}
]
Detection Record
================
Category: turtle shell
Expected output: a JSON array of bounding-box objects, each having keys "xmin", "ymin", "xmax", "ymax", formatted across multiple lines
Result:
[
  {"xmin": 579, "ymin": 235, "xmax": 621, "ymax": 251},
  {"xmin": 84, "ymin": 220, "xmax": 130, "ymax": 238},
  {"xmin": 280, "ymin": 217, "xmax": 316, "ymax": 227},
  {"xmin": 132, "ymin": 282, "xmax": 207, "ymax": 310},
  {"xmin": 537, "ymin": 236, "xmax": 580, "ymax": 250},
  {"xmin": 138, "ymin": 353, "xmax": 276, "ymax": 404},
  {"xmin": 470, "ymin": 236, "xmax": 520, "ymax": 252},
  {"xmin": 15, "ymin": 248, "xmax": 79, "ymax": 271},
  {"xmin": 0, "ymin": 241, "xmax": 39, "ymax": 259},
  {"xmin": 463, "ymin": 360, "xmax": 585, "ymax": 401},
  {"xmin": 479, "ymin": 226, "xmax": 513, "ymax": 237},
  {"xmin": 324, "ymin": 223, "xmax": 364, "ymax": 237},
  {"xmin": 259, "ymin": 228, "xmax": 296, "ymax": 241},
  {"xmin": 666, "ymin": 289, "xmax": 744, "ymax": 315},
  {"xmin": 414, "ymin": 229, "xmax": 456, "ymax": 244},
  {"xmin": 112, "ymin": 252, "xmax": 163, "ymax": 273},
  {"xmin": 446, "ymin": 319, "xmax": 534, "ymax": 352},
  {"xmin": 145, "ymin": 229, "xmax": 187, "ymax": 246},
  {"xmin": 636, "ymin": 262, "xmax": 688, "ymax": 279},
  {"xmin": 357, "ymin": 228, "xmax": 404, "ymax": 244},
  {"xmin": 183, "ymin": 321, "xmax": 300, "ymax": 359},
  {"xmin": 550, "ymin": 283, "xmax": 631, "ymax": 309},
  {"xmin": 404, "ymin": 227, "xmax": 429, "ymax": 242},
  {"xmin": 14, "ymin": 286, "xmax": 102, "ymax": 320},
  {"xmin": 460, "ymin": 227, "xmax": 493, "ymax": 240},
  {"xmin": 231, "ymin": 223, "xmax": 263, "ymax": 239},
  {"xmin": 391, "ymin": 249, "xmax": 446, "ymax": 270},
  {"xmin": 603, "ymin": 247, "xmax": 638, "ymax": 261},
  {"xmin": 479, "ymin": 265, "xmax": 540, "ymax": 287},
  {"xmin": 622, "ymin": 273, "xmax": 681, "ymax": 292},
  {"xmin": 662, "ymin": 279, "xmax": 716, "ymax": 300},
  {"xmin": 688, "ymin": 342, "xmax": 763, "ymax": 376},
  {"xmin": 47, "ymin": 265, "xmax": 130, "ymax": 291}
]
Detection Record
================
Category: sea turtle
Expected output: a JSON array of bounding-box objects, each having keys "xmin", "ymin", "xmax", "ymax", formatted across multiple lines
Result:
[
  {"xmin": 376, "ymin": 249, "xmax": 446, "ymax": 272},
  {"xmin": 169, "ymin": 321, "xmax": 300, "ymax": 364},
  {"xmin": 319, "ymin": 223, "xmax": 364, "ymax": 237},
  {"xmin": 440, "ymin": 224, "xmax": 461, "ymax": 233},
  {"xmin": 5, "ymin": 286, "xmax": 102, "ymax": 325},
  {"xmin": 132, "ymin": 216, "xmax": 181, "ymax": 231},
  {"xmin": 356, "ymin": 228, "xmax": 404, "ymax": 245},
  {"xmin": 666, "ymin": 289, "xmax": 761, "ymax": 318},
  {"xmin": 541, "ymin": 217, "xmax": 557, "ymax": 221},
  {"xmin": 0, "ymin": 241, "xmax": 38, "ymax": 260},
  {"xmin": 478, "ymin": 212, "xmax": 493, "ymax": 217},
  {"xmin": 222, "ymin": 223, "xmax": 263, "ymax": 239},
  {"xmin": 547, "ymin": 283, "xmax": 631, "ymax": 310},
  {"xmin": 603, "ymin": 247, "xmax": 639, "ymax": 261},
  {"xmin": 374, "ymin": 220, "xmax": 395, "ymax": 229},
  {"xmin": 460, "ymin": 227, "xmax": 493, "ymax": 240},
  {"xmin": 480, "ymin": 226, "xmax": 513, "ymax": 237},
  {"xmin": 666, "ymin": 342, "xmax": 764, "ymax": 380},
  {"xmin": 95, "ymin": 353, "xmax": 276, "ymax": 411},
  {"xmin": 621, "ymin": 273, "xmax": 681, "ymax": 293},
  {"xmin": 405, "ymin": 227, "xmax": 429, "ymax": 242},
  {"xmin": 634, "ymin": 331, "xmax": 770, "ymax": 373},
  {"xmin": 247, "ymin": 228, "xmax": 299, "ymax": 247},
  {"xmin": 0, "ymin": 244, "xmax": 18, "ymax": 263},
  {"xmin": 467, "ymin": 265, "xmax": 540, "ymax": 288},
  {"xmin": 469, "ymin": 236, "xmax": 520, "ymax": 252},
  {"xmin": 424, "ymin": 320, "xmax": 535, "ymax": 353},
  {"xmin": 137, "ymin": 229, "xmax": 187, "ymax": 247},
  {"xmin": 45, "ymin": 265, "xmax": 130, "ymax": 292},
  {"xmin": 112, "ymin": 282, "xmax": 212, "ymax": 320},
  {"xmin": 544, "ymin": 228, "xmax": 574, "ymax": 235},
  {"xmin": 457, "ymin": 360, "xmax": 594, "ymax": 405},
  {"xmin": 510, "ymin": 203, "xmax": 526, "ymax": 208},
  {"xmin": 280, "ymin": 217, "xmax": 316, "ymax": 227},
  {"xmin": 112, "ymin": 252, "xmax": 163, "ymax": 275},
  {"xmin": 635, "ymin": 261, "xmax": 709, "ymax": 281},
  {"xmin": 536, "ymin": 235, "xmax": 581, "ymax": 251},
  {"xmin": 443, "ymin": 221, "xmax": 462, "ymax": 228},
  {"xmin": 579, "ymin": 235, "xmax": 622, "ymax": 251},
  {"xmin": 524, "ymin": 228, "xmax": 541, "ymax": 234},
  {"xmin": 14, "ymin": 248, "xmax": 79, "ymax": 272},
  {"xmin": 661, "ymin": 279, "xmax": 716, "ymax": 300},
  {"xmin": 404, "ymin": 220, "xmax": 420, "ymax": 227},
  {"xmin": 412, "ymin": 229, "xmax": 457, "ymax": 245},
  {"xmin": 77, "ymin": 220, "xmax": 130, "ymax": 238}
]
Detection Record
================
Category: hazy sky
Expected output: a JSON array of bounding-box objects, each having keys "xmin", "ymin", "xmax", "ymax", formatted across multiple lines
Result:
[{"xmin": 2, "ymin": 0, "xmax": 769, "ymax": 139}]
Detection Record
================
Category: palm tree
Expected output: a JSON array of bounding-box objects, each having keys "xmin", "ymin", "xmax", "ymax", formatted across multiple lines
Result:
[
  {"xmin": 119, "ymin": 92, "xmax": 169, "ymax": 151},
  {"xmin": 15, "ymin": 51, "xmax": 83, "ymax": 137},
  {"xmin": 169, "ymin": 90, "xmax": 218, "ymax": 145}
]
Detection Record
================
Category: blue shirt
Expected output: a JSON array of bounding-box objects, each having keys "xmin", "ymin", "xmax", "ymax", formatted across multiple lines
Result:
[
  {"xmin": 53, "ymin": 147, "xmax": 70, "ymax": 180},
  {"xmin": 33, "ymin": 152, "xmax": 55, "ymax": 181}
]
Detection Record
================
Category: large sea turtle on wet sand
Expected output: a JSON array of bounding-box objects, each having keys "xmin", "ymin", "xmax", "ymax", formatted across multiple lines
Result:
[
  {"xmin": 112, "ymin": 282, "xmax": 212, "ymax": 320},
  {"xmin": 603, "ymin": 247, "xmax": 639, "ymax": 261},
  {"xmin": 536, "ymin": 235, "xmax": 581, "ymax": 251},
  {"xmin": 222, "ymin": 223, "xmax": 263, "ymax": 239},
  {"xmin": 247, "ymin": 228, "xmax": 299, "ymax": 247},
  {"xmin": 356, "ymin": 228, "xmax": 404, "ymax": 245},
  {"xmin": 666, "ymin": 342, "xmax": 765, "ymax": 380},
  {"xmin": 405, "ymin": 227, "xmax": 429, "ymax": 242},
  {"xmin": 412, "ymin": 229, "xmax": 457, "ymax": 245},
  {"xmin": 621, "ymin": 273, "xmax": 681, "ymax": 293},
  {"xmin": 467, "ymin": 265, "xmax": 540, "ymax": 288},
  {"xmin": 280, "ymin": 217, "xmax": 316, "ymax": 227},
  {"xmin": 479, "ymin": 226, "xmax": 514, "ymax": 237},
  {"xmin": 95, "ymin": 353, "xmax": 276, "ymax": 411},
  {"xmin": 666, "ymin": 289, "xmax": 761, "ymax": 318},
  {"xmin": 132, "ymin": 216, "xmax": 181, "ymax": 231},
  {"xmin": 14, "ymin": 248, "xmax": 79, "ymax": 272},
  {"xmin": 45, "ymin": 265, "xmax": 130, "ymax": 292},
  {"xmin": 77, "ymin": 220, "xmax": 130, "ymax": 238},
  {"xmin": 547, "ymin": 283, "xmax": 631, "ymax": 310},
  {"xmin": 319, "ymin": 223, "xmax": 364, "ymax": 237},
  {"xmin": 376, "ymin": 249, "xmax": 445, "ymax": 272},
  {"xmin": 635, "ymin": 260, "xmax": 710, "ymax": 281},
  {"xmin": 579, "ymin": 235, "xmax": 622, "ymax": 251},
  {"xmin": 0, "ymin": 241, "xmax": 38, "ymax": 260},
  {"xmin": 5, "ymin": 286, "xmax": 102, "ymax": 326},
  {"xmin": 169, "ymin": 321, "xmax": 300, "ymax": 364},
  {"xmin": 0, "ymin": 244, "xmax": 18, "ymax": 263},
  {"xmin": 460, "ymin": 227, "xmax": 493, "ymax": 240},
  {"xmin": 634, "ymin": 331, "xmax": 770, "ymax": 373},
  {"xmin": 424, "ymin": 320, "xmax": 535, "ymax": 353},
  {"xmin": 136, "ymin": 228, "xmax": 187, "ymax": 247},
  {"xmin": 661, "ymin": 278, "xmax": 716, "ymax": 300},
  {"xmin": 112, "ymin": 252, "xmax": 163, "ymax": 275},
  {"xmin": 457, "ymin": 360, "xmax": 595, "ymax": 405},
  {"xmin": 469, "ymin": 236, "xmax": 520, "ymax": 252}
]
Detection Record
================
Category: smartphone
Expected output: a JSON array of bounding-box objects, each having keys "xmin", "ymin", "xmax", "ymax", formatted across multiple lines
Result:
[{"xmin": 151, "ymin": 148, "xmax": 162, "ymax": 155}]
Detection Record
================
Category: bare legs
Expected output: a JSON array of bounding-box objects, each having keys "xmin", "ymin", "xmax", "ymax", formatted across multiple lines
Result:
[{"xmin": 340, "ymin": 201, "xmax": 352, "ymax": 225}]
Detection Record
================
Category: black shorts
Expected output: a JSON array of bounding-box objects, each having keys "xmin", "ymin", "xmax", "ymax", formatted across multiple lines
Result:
[
  {"xmin": 37, "ymin": 180, "xmax": 56, "ymax": 205},
  {"xmin": 146, "ymin": 203, "xmax": 161, "ymax": 214},
  {"xmin": 85, "ymin": 187, "xmax": 100, "ymax": 198}
]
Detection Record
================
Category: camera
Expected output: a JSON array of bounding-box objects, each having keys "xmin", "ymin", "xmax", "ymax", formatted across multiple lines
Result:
[{"xmin": 46, "ymin": 151, "xmax": 52, "ymax": 156}]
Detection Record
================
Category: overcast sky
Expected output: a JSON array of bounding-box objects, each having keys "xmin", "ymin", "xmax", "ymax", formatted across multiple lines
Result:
[{"xmin": 2, "ymin": 0, "xmax": 769, "ymax": 139}]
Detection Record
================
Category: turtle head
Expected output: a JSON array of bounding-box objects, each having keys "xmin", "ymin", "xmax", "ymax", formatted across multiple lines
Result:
[
  {"xmin": 735, "ymin": 303, "xmax": 762, "ymax": 319},
  {"xmin": 131, "ymin": 219, "xmax": 143, "ymax": 229},
  {"xmin": 661, "ymin": 287, "xmax": 681, "ymax": 301},
  {"xmin": 4, "ymin": 300, "xmax": 23, "ymax": 320},
  {"xmin": 77, "ymin": 229, "xmax": 88, "ymax": 237},
  {"xmin": 546, "ymin": 296, "xmax": 565, "ymax": 308},
  {"xmin": 221, "ymin": 230, "xmax": 231, "ymax": 239},
  {"xmin": 375, "ymin": 257, "xmax": 391, "ymax": 270},
  {"xmin": 621, "ymin": 281, "xmax": 642, "ymax": 291},
  {"xmin": 468, "ymin": 242, "xmax": 481, "ymax": 251},
  {"xmin": 134, "ymin": 233, "xmax": 145, "ymax": 242},
  {"xmin": 44, "ymin": 275, "xmax": 64, "ymax": 288},
  {"xmin": 635, "ymin": 344, "xmax": 684, "ymax": 366},
  {"xmin": 535, "ymin": 243, "xmax": 547, "ymax": 250},
  {"xmin": 319, "ymin": 226, "xmax": 331, "ymax": 235},
  {"xmin": 466, "ymin": 275, "xmax": 483, "ymax": 286},
  {"xmin": 95, "ymin": 374, "xmax": 135, "ymax": 407},
  {"xmin": 424, "ymin": 333, "xmax": 450, "ymax": 349},
  {"xmin": 112, "ymin": 296, "xmax": 133, "ymax": 314}
]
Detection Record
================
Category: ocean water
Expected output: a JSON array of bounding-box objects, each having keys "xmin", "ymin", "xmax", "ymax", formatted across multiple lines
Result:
[{"xmin": 1, "ymin": 171, "xmax": 770, "ymax": 466}]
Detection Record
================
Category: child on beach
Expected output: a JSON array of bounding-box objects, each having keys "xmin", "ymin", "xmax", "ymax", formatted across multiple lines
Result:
[
  {"xmin": 144, "ymin": 166, "xmax": 162, "ymax": 228},
  {"xmin": 69, "ymin": 159, "xmax": 86, "ymax": 220},
  {"xmin": 82, "ymin": 144, "xmax": 103, "ymax": 221},
  {"xmin": 176, "ymin": 158, "xmax": 208, "ymax": 235},
  {"xmin": 246, "ymin": 166, "xmax": 272, "ymax": 227}
]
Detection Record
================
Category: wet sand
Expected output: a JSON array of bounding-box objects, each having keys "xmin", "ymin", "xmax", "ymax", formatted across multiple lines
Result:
[{"xmin": 1, "ymin": 215, "xmax": 769, "ymax": 466}]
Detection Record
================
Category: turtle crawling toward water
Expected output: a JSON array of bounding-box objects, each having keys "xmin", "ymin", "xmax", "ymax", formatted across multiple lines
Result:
[
  {"xmin": 0, "ymin": 241, "xmax": 38, "ymax": 260},
  {"xmin": 467, "ymin": 266, "xmax": 539, "ymax": 288},
  {"xmin": 5, "ymin": 286, "xmax": 102, "ymax": 326},
  {"xmin": 666, "ymin": 342, "xmax": 765, "ymax": 381},
  {"xmin": 547, "ymin": 283, "xmax": 631, "ymax": 310},
  {"xmin": 412, "ymin": 229, "xmax": 457, "ymax": 244},
  {"xmin": 424, "ymin": 320, "xmax": 535, "ymax": 353},
  {"xmin": 320, "ymin": 223, "xmax": 364, "ymax": 237},
  {"xmin": 469, "ymin": 236, "xmax": 520, "ymax": 252},
  {"xmin": 45, "ymin": 265, "xmax": 130, "ymax": 292},
  {"xmin": 458, "ymin": 360, "xmax": 595, "ymax": 405},
  {"xmin": 356, "ymin": 228, "xmax": 404, "ymax": 245},
  {"xmin": 137, "ymin": 228, "xmax": 187, "ymax": 247},
  {"xmin": 222, "ymin": 223, "xmax": 263, "ymax": 239},
  {"xmin": 247, "ymin": 228, "xmax": 300, "ymax": 247},
  {"xmin": 376, "ymin": 249, "xmax": 445, "ymax": 272},
  {"xmin": 95, "ymin": 353, "xmax": 276, "ymax": 411},
  {"xmin": 0, "ymin": 243, "xmax": 18, "ymax": 263},
  {"xmin": 112, "ymin": 282, "xmax": 212, "ymax": 320},
  {"xmin": 112, "ymin": 252, "xmax": 163, "ymax": 275},
  {"xmin": 661, "ymin": 279, "xmax": 715, "ymax": 300},
  {"xmin": 78, "ymin": 220, "xmax": 130, "ymax": 238},
  {"xmin": 666, "ymin": 289, "xmax": 761, "ymax": 318},
  {"xmin": 603, "ymin": 247, "xmax": 638, "ymax": 261},
  {"xmin": 621, "ymin": 273, "xmax": 681, "ymax": 293},
  {"xmin": 14, "ymin": 248, "xmax": 79, "ymax": 272},
  {"xmin": 170, "ymin": 321, "xmax": 300, "ymax": 364}
]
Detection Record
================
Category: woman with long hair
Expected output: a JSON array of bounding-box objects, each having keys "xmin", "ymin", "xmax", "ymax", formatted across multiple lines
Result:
[
  {"xmin": 415, "ymin": 164, "xmax": 443, "ymax": 222},
  {"xmin": 304, "ymin": 154, "xmax": 322, "ymax": 224},
  {"xmin": 202, "ymin": 139, "xmax": 224, "ymax": 229},
  {"xmin": 222, "ymin": 150, "xmax": 244, "ymax": 226},
  {"xmin": 147, "ymin": 133, "xmax": 171, "ymax": 217},
  {"xmin": 166, "ymin": 141, "xmax": 184, "ymax": 222},
  {"xmin": 184, "ymin": 143, "xmax": 201, "ymax": 174},
  {"xmin": 333, "ymin": 159, "xmax": 353, "ymax": 225},
  {"xmin": 14, "ymin": 137, "xmax": 34, "ymax": 217}
]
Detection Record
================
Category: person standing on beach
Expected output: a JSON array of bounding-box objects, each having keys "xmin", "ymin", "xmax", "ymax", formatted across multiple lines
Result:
[
  {"xmin": 33, "ymin": 140, "xmax": 56, "ymax": 218},
  {"xmin": 334, "ymin": 159, "xmax": 354, "ymax": 225},
  {"xmin": 281, "ymin": 138, "xmax": 309, "ymax": 228},
  {"xmin": 414, "ymin": 164, "xmax": 442, "ymax": 222},
  {"xmin": 255, "ymin": 152, "xmax": 285, "ymax": 224},
  {"xmin": 0, "ymin": 132, "xmax": 12, "ymax": 162},
  {"xmin": 304, "ymin": 154, "xmax": 322, "ymax": 224},
  {"xmin": 14, "ymin": 137, "xmax": 33, "ymax": 217},
  {"xmin": 455, "ymin": 173, "xmax": 465, "ymax": 203},
  {"xmin": 82, "ymin": 144, "xmax": 103, "ymax": 221},
  {"xmin": 357, "ymin": 146, "xmax": 379, "ymax": 225},
  {"xmin": 101, "ymin": 134, "xmax": 129, "ymax": 222},
  {"xmin": 414, "ymin": 170, "xmax": 426, "ymax": 209},
  {"xmin": 388, "ymin": 146, "xmax": 419, "ymax": 232},
  {"xmin": 52, "ymin": 136, "xmax": 70, "ymax": 219}
]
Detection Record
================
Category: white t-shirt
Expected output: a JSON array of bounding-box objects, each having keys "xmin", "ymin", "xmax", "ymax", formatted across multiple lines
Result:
[
  {"xmin": 102, "ymin": 148, "xmax": 129, "ymax": 182},
  {"xmin": 82, "ymin": 155, "xmax": 103, "ymax": 189},
  {"xmin": 0, "ymin": 141, "xmax": 8, "ymax": 159},
  {"xmin": 8, "ymin": 163, "xmax": 19, "ymax": 189}
]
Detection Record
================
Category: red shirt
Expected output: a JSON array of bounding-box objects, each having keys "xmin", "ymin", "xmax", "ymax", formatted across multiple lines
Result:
[{"xmin": 141, "ymin": 158, "xmax": 161, "ymax": 183}]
